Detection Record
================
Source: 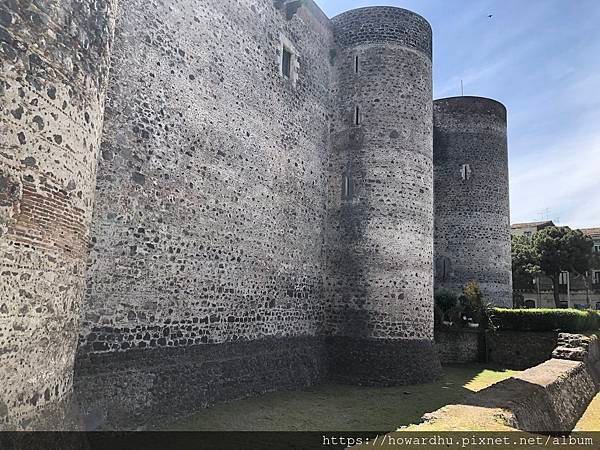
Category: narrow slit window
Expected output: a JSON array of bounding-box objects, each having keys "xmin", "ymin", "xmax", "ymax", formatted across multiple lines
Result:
[
  {"xmin": 355, "ymin": 56, "xmax": 359, "ymax": 73},
  {"xmin": 282, "ymin": 47, "xmax": 292, "ymax": 79},
  {"xmin": 461, "ymin": 164, "xmax": 472, "ymax": 180},
  {"xmin": 354, "ymin": 106, "xmax": 360, "ymax": 126},
  {"xmin": 342, "ymin": 174, "xmax": 353, "ymax": 200}
]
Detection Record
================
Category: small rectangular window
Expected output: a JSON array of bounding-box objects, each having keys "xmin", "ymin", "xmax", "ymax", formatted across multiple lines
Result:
[
  {"xmin": 282, "ymin": 48, "xmax": 292, "ymax": 79},
  {"xmin": 355, "ymin": 56, "xmax": 359, "ymax": 73},
  {"xmin": 593, "ymin": 271, "xmax": 600, "ymax": 285},
  {"xmin": 354, "ymin": 106, "xmax": 360, "ymax": 126},
  {"xmin": 559, "ymin": 271, "xmax": 569, "ymax": 285}
]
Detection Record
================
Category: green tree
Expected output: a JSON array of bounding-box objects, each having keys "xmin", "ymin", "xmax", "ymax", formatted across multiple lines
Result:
[
  {"xmin": 511, "ymin": 235, "xmax": 540, "ymax": 291},
  {"xmin": 532, "ymin": 227, "xmax": 594, "ymax": 308}
]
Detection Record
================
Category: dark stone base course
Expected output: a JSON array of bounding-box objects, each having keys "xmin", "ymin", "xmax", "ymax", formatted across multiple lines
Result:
[
  {"xmin": 327, "ymin": 337, "xmax": 442, "ymax": 386},
  {"xmin": 74, "ymin": 336, "xmax": 441, "ymax": 430},
  {"xmin": 74, "ymin": 337, "xmax": 328, "ymax": 430}
]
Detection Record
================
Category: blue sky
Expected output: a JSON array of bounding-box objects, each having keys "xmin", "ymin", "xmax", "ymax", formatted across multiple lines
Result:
[{"xmin": 318, "ymin": 0, "xmax": 600, "ymax": 229}]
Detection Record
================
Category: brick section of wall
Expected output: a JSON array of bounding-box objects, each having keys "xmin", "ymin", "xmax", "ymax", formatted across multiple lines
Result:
[
  {"xmin": 433, "ymin": 97, "xmax": 512, "ymax": 307},
  {"xmin": 0, "ymin": 0, "xmax": 116, "ymax": 429}
]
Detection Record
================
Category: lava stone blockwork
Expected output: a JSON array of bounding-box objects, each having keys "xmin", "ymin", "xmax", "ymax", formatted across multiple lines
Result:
[
  {"xmin": 324, "ymin": 7, "xmax": 441, "ymax": 384},
  {"xmin": 433, "ymin": 97, "xmax": 512, "ymax": 307},
  {"xmin": 74, "ymin": 336, "xmax": 328, "ymax": 430},
  {"xmin": 0, "ymin": 0, "xmax": 513, "ymax": 430},
  {"xmin": 0, "ymin": 0, "xmax": 116, "ymax": 429},
  {"xmin": 75, "ymin": 0, "xmax": 335, "ymax": 425}
]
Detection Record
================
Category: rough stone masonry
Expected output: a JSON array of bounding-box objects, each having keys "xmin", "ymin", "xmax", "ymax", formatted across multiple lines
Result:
[{"xmin": 0, "ymin": 0, "xmax": 512, "ymax": 429}]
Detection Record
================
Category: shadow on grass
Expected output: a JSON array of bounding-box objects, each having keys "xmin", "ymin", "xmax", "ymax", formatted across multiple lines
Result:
[{"xmin": 162, "ymin": 364, "xmax": 517, "ymax": 432}]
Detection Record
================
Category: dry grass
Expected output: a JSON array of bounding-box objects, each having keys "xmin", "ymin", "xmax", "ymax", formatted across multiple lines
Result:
[{"xmin": 163, "ymin": 364, "xmax": 517, "ymax": 431}]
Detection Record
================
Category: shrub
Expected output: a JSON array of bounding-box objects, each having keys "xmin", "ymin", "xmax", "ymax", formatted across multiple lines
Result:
[
  {"xmin": 434, "ymin": 289, "xmax": 459, "ymax": 322},
  {"xmin": 492, "ymin": 308, "xmax": 600, "ymax": 332},
  {"xmin": 433, "ymin": 303, "xmax": 443, "ymax": 328},
  {"xmin": 462, "ymin": 281, "xmax": 484, "ymax": 323}
]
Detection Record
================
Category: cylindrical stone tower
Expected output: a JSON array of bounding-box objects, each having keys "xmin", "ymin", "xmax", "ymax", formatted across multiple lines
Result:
[
  {"xmin": 0, "ymin": 1, "xmax": 116, "ymax": 429},
  {"xmin": 433, "ymin": 96, "xmax": 512, "ymax": 307},
  {"xmin": 325, "ymin": 7, "xmax": 441, "ymax": 385}
]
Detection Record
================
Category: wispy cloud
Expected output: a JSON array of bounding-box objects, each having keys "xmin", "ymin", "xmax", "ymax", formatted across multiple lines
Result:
[{"xmin": 510, "ymin": 131, "xmax": 600, "ymax": 228}]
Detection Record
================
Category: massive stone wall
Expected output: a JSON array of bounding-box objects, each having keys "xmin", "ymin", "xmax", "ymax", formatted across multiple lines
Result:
[
  {"xmin": 0, "ymin": 0, "xmax": 116, "ymax": 429},
  {"xmin": 75, "ymin": 0, "xmax": 335, "ymax": 426},
  {"xmin": 433, "ymin": 97, "xmax": 512, "ymax": 307},
  {"xmin": 325, "ymin": 7, "xmax": 440, "ymax": 385},
  {"xmin": 0, "ymin": 0, "xmax": 515, "ymax": 430}
]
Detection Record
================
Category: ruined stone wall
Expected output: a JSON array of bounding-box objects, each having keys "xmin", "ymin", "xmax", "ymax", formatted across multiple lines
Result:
[
  {"xmin": 325, "ymin": 7, "xmax": 440, "ymax": 385},
  {"xmin": 75, "ymin": 0, "xmax": 335, "ymax": 427},
  {"xmin": 0, "ymin": 0, "xmax": 116, "ymax": 429},
  {"xmin": 433, "ymin": 97, "xmax": 512, "ymax": 307}
]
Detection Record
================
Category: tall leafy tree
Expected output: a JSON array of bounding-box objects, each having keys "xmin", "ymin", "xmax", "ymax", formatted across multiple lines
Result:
[
  {"xmin": 511, "ymin": 235, "xmax": 540, "ymax": 292},
  {"xmin": 532, "ymin": 227, "xmax": 594, "ymax": 307}
]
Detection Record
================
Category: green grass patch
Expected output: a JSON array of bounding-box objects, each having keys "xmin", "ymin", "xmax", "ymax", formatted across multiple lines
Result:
[
  {"xmin": 492, "ymin": 308, "xmax": 600, "ymax": 332},
  {"xmin": 162, "ymin": 365, "xmax": 517, "ymax": 432}
]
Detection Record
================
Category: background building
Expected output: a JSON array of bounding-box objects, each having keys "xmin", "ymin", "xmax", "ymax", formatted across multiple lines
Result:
[
  {"xmin": 510, "ymin": 222, "xmax": 600, "ymax": 309},
  {"xmin": 511, "ymin": 220, "xmax": 555, "ymax": 238}
]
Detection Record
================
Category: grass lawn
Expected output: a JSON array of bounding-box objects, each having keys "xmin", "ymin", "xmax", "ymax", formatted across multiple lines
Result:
[{"xmin": 164, "ymin": 364, "xmax": 517, "ymax": 431}]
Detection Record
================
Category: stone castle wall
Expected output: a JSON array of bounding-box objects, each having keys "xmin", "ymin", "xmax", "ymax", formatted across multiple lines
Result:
[
  {"xmin": 325, "ymin": 6, "xmax": 440, "ymax": 384},
  {"xmin": 433, "ymin": 97, "xmax": 512, "ymax": 307},
  {"xmin": 0, "ymin": 0, "xmax": 117, "ymax": 429},
  {"xmin": 0, "ymin": 0, "xmax": 513, "ymax": 430},
  {"xmin": 73, "ymin": 0, "xmax": 336, "ymax": 427}
]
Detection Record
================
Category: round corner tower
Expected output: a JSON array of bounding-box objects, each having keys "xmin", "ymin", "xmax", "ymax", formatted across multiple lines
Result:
[
  {"xmin": 433, "ymin": 96, "xmax": 512, "ymax": 307},
  {"xmin": 325, "ymin": 6, "xmax": 441, "ymax": 385},
  {"xmin": 0, "ymin": 0, "xmax": 117, "ymax": 429}
]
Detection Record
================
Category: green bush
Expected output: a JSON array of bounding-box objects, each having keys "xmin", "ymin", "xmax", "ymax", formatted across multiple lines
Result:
[
  {"xmin": 492, "ymin": 308, "xmax": 600, "ymax": 332},
  {"xmin": 434, "ymin": 289, "xmax": 459, "ymax": 322}
]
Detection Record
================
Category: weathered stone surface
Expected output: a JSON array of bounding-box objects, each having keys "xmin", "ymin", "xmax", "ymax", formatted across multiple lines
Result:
[
  {"xmin": 486, "ymin": 331, "xmax": 559, "ymax": 369},
  {"xmin": 324, "ymin": 6, "xmax": 439, "ymax": 381},
  {"xmin": 0, "ymin": 0, "xmax": 117, "ymax": 429},
  {"xmin": 433, "ymin": 97, "xmax": 512, "ymax": 307},
  {"xmin": 435, "ymin": 330, "xmax": 482, "ymax": 364},
  {"xmin": 79, "ymin": 0, "xmax": 333, "ymax": 355},
  {"xmin": 328, "ymin": 337, "xmax": 441, "ymax": 386},
  {"xmin": 75, "ymin": 0, "xmax": 440, "ymax": 403},
  {"xmin": 1, "ymin": 0, "xmax": 516, "ymax": 430},
  {"xmin": 74, "ymin": 336, "xmax": 328, "ymax": 430}
]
